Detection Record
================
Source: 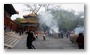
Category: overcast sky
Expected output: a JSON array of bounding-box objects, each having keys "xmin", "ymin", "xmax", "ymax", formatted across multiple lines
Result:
[{"xmin": 11, "ymin": 4, "xmax": 84, "ymax": 20}]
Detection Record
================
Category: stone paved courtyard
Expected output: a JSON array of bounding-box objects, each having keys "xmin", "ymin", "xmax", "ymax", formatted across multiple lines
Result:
[{"xmin": 11, "ymin": 32, "xmax": 78, "ymax": 49}]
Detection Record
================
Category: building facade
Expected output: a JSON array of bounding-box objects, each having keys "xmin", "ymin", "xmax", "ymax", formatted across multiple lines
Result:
[{"xmin": 4, "ymin": 4, "xmax": 18, "ymax": 31}]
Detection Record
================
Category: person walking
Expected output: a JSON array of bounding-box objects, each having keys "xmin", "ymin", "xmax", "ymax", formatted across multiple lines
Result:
[
  {"xmin": 26, "ymin": 30, "xmax": 36, "ymax": 49},
  {"xmin": 19, "ymin": 29, "xmax": 22, "ymax": 36},
  {"xmin": 4, "ymin": 24, "xmax": 6, "ymax": 33},
  {"xmin": 66, "ymin": 30, "xmax": 70, "ymax": 38},
  {"xmin": 43, "ymin": 31, "xmax": 46, "ymax": 40},
  {"xmin": 76, "ymin": 33, "xmax": 84, "ymax": 49},
  {"xmin": 35, "ymin": 31, "xmax": 38, "ymax": 38},
  {"xmin": 60, "ymin": 30, "xmax": 63, "ymax": 38}
]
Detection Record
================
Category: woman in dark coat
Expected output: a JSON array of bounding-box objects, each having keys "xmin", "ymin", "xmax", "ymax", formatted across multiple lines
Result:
[
  {"xmin": 76, "ymin": 33, "xmax": 84, "ymax": 49},
  {"xmin": 26, "ymin": 30, "xmax": 35, "ymax": 49}
]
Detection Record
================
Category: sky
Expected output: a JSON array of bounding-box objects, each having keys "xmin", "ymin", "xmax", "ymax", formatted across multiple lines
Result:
[
  {"xmin": 11, "ymin": 4, "xmax": 84, "ymax": 20},
  {"xmin": 60, "ymin": 4, "xmax": 84, "ymax": 12}
]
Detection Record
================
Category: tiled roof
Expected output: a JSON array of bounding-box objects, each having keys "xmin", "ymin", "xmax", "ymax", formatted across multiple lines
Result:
[{"xmin": 20, "ymin": 19, "xmax": 38, "ymax": 23}]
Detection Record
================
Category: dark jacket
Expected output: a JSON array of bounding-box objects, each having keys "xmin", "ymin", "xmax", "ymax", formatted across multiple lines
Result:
[
  {"xmin": 26, "ymin": 32, "xmax": 34, "ymax": 47},
  {"xmin": 76, "ymin": 36, "xmax": 84, "ymax": 45}
]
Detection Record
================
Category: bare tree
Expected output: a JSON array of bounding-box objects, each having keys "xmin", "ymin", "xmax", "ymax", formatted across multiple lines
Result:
[
  {"xmin": 24, "ymin": 4, "xmax": 61, "ymax": 15},
  {"xmin": 24, "ymin": 4, "xmax": 42, "ymax": 15}
]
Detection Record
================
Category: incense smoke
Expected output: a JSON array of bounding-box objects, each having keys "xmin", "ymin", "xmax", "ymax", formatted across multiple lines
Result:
[
  {"xmin": 74, "ymin": 26, "xmax": 84, "ymax": 35},
  {"xmin": 38, "ymin": 11, "xmax": 59, "ymax": 33}
]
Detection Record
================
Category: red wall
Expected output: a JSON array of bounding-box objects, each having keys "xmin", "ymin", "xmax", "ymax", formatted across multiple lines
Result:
[{"xmin": 4, "ymin": 13, "xmax": 18, "ymax": 31}]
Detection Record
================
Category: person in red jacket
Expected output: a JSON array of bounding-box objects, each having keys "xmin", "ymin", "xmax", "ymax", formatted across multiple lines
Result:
[
  {"xmin": 43, "ymin": 31, "xmax": 46, "ymax": 40},
  {"xmin": 35, "ymin": 31, "xmax": 38, "ymax": 38},
  {"xmin": 76, "ymin": 33, "xmax": 84, "ymax": 49}
]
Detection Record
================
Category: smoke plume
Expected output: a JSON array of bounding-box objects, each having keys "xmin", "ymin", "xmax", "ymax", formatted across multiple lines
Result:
[
  {"xmin": 38, "ymin": 11, "xmax": 59, "ymax": 33},
  {"xmin": 74, "ymin": 26, "xmax": 84, "ymax": 35}
]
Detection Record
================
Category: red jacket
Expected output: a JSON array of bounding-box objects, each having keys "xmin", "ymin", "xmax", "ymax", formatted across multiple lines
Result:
[{"xmin": 76, "ymin": 36, "xmax": 84, "ymax": 45}]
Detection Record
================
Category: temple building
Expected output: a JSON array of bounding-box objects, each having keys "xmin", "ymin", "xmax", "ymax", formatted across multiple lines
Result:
[{"xmin": 20, "ymin": 12, "xmax": 39, "ymax": 31}]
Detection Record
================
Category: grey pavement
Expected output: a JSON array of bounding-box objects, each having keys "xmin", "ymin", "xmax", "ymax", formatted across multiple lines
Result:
[
  {"xmin": 12, "ymin": 33, "xmax": 78, "ymax": 49},
  {"xmin": 13, "ymin": 33, "xmax": 27, "ymax": 49}
]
